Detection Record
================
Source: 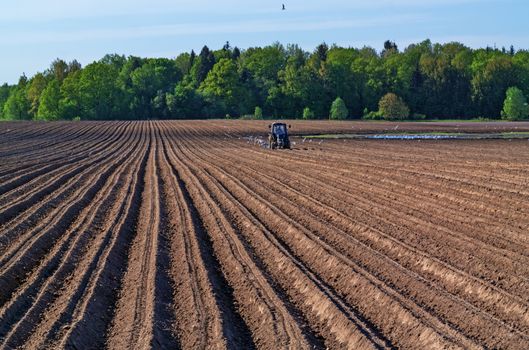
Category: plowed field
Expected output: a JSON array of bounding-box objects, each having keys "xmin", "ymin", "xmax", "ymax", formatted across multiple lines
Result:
[{"xmin": 1, "ymin": 120, "xmax": 529, "ymax": 349}]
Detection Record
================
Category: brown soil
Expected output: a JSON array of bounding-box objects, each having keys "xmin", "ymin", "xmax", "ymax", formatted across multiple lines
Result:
[{"xmin": 1, "ymin": 120, "xmax": 529, "ymax": 349}]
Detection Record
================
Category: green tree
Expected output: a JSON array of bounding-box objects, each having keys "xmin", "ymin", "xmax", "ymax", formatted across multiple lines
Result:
[
  {"xmin": 513, "ymin": 50, "xmax": 529, "ymax": 96},
  {"xmin": 501, "ymin": 87, "xmax": 529, "ymax": 120},
  {"xmin": 191, "ymin": 46, "xmax": 216, "ymax": 85},
  {"xmin": 232, "ymin": 47, "xmax": 241, "ymax": 60},
  {"xmin": 214, "ymin": 41, "xmax": 234, "ymax": 61},
  {"xmin": 3, "ymin": 40, "xmax": 529, "ymax": 121},
  {"xmin": 99, "ymin": 54, "xmax": 126, "ymax": 69},
  {"xmin": 115, "ymin": 56, "xmax": 143, "ymax": 118},
  {"xmin": 3, "ymin": 88, "xmax": 30, "ymax": 120},
  {"xmin": 240, "ymin": 44, "xmax": 286, "ymax": 112},
  {"xmin": 471, "ymin": 54, "xmax": 519, "ymax": 118},
  {"xmin": 50, "ymin": 58, "xmax": 68, "ymax": 82},
  {"xmin": 315, "ymin": 42, "xmax": 329, "ymax": 63},
  {"xmin": 274, "ymin": 44, "xmax": 328, "ymax": 118},
  {"xmin": 78, "ymin": 62, "xmax": 121, "ymax": 119},
  {"xmin": 351, "ymin": 47, "xmax": 385, "ymax": 114},
  {"xmin": 68, "ymin": 60, "xmax": 82, "ymax": 74},
  {"xmin": 254, "ymin": 106, "xmax": 263, "ymax": 119},
  {"xmin": 277, "ymin": 51, "xmax": 308, "ymax": 118},
  {"xmin": 378, "ymin": 93, "xmax": 410, "ymax": 120},
  {"xmin": 37, "ymin": 80, "xmax": 61, "ymax": 120},
  {"xmin": 199, "ymin": 58, "xmax": 244, "ymax": 116},
  {"xmin": 175, "ymin": 52, "xmax": 192, "ymax": 76},
  {"xmin": 322, "ymin": 47, "xmax": 358, "ymax": 116},
  {"xmin": 59, "ymin": 70, "xmax": 82, "ymax": 120},
  {"xmin": 303, "ymin": 107, "xmax": 315, "ymax": 119},
  {"xmin": 329, "ymin": 97, "xmax": 348, "ymax": 120},
  {"xmin": 27, "ymin": 73, "xmax": 48, "ymax": 118},
  {"xmin": 166, "ymin": 83, "xmax": 205, "ymax": 119},
  {"xmin": 2, "ymin": 75, "xmax": 30, "ymax": 120},
  {"xmin": 129, "ymin": 58, "xmax": 181, "ymax": 118},
  {"xmin": 0, "ymin": 84, "xmax": 13, "ymax": 119},
  {"xmin": 382, "ymin": 40, "xmax": 399, "ymax": 57},
  {"xmin": 415, "ymin": 42, "xmax": 473, "ymax": 118},
  {"xmin": 265, "ymin": 86, "xmax": 287, "ymax": 118}
]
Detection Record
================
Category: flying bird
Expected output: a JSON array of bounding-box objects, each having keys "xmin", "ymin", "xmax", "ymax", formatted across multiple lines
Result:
[{"xmin": 282, "ymin": 4, "xmax": 286, "ymax": 10}]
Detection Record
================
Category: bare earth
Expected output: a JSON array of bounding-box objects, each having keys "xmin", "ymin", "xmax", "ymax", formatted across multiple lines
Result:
[{"xmin": 1, "ymin": 120, "xmax": 529, "ymax": 349}]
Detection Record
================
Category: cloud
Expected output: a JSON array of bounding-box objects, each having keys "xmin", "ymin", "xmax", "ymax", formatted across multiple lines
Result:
[
  {"xmin": 0, "ymin": 14, "xmax": 426, "ymax": 45},
  {"xmin": 0, "ymin": 0, "xmax": 490, "ymax": 22},
  {"xmin": 1, "ymin": 1, "xmax": 286, "ymax": 21}
]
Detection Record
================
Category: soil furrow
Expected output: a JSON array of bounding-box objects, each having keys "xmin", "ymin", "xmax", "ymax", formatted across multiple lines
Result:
[
  {"xmin": 0, "ymin": 127, "xmax": 144, "ymax": 349},
  {"xmin": 167, "ymin": 124, "xmax": 394, "ymax": 347},
  {"xmin": 197, "ymin": 140, "xmax": 529, "ymax": 335},
  {"xmin": 0, "ymin": 125, "xmax": 139, "ymax": 308},
  {"xmin": 163, "ymin": 124, "xmax": 292, "ymax": 349},
  {"xmin": 107, "ymin": 129, "xmax": 159, "ymax": 350},
  {"xmin": 2, "ymin": 120, "xmax": 528, "ymax": 349}
]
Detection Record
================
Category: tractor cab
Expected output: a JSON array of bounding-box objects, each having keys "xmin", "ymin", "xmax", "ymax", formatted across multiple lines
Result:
[{"xmin": 268, "ymin": 122, "xmax": 291, "ymax": 149}]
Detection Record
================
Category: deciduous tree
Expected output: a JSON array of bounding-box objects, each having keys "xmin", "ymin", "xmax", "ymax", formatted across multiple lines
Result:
[
  {"xmin": 37, "ymin": 79, "xmax": 61, "ymax": 120},
  {"xmin": 199, "ymin": 58, "xmax": 244, "ymax": 116},
  {"xmin": 303, "ymin": 107, "xmax": 315, "ymax": 119},
  {"xmin": 329, "ymin": 97, "xmax": 348, "ymax": 120},
  {"xmin": 378, "ymin": 93, "xmax": 409, "ymax": 120},
  {"xmin": 501, "ymin": 86, "xmax": 528, "ymax": 120}
]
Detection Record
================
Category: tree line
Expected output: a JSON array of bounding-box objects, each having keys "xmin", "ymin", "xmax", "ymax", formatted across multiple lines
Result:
[{"xmin": 1, "ymin": 39, "xmax": 529, "ymax": 121}]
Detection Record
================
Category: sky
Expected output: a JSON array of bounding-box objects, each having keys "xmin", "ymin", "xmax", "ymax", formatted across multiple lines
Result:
[{"xmin": 1, "ymin": 0, "xmax": 528, "ymax": 84}]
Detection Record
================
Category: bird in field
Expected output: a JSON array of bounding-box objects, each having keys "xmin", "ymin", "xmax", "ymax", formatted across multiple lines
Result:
[{"xmin": 282, "ymin": 4, "xmax": 286, "ymax": 10}]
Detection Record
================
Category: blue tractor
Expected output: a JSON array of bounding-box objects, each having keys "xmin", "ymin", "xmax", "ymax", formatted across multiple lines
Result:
[{"xmin": 268, "ymin": 122, "xmax": 291, "ymax": 149}]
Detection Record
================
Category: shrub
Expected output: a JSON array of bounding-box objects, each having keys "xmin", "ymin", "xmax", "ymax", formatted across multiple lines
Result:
[
  {"xmin": 303, "ymin": 107, "xmax": 315, "ymax": 120},
  {"xmin": 362, "ymin": 111, "xmax": 383, "ymax": 120},
  {"xmin": 254, "ymin": 106, "xmax": 263, "ymax": 119},
  {"xmin": 501, "ymin": 87, "xmax": 529, "ymax": 120},
  {"xmin": 378, "ymin": 93, "xmax": 409, "ymax": 120},
  {"xmin": 329, "ymin": 97, "xmax": 348, "ymax": 120}
]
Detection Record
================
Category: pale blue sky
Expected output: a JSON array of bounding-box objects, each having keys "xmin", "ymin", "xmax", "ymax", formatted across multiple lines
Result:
[{"xmin": 2, "ymin": 0, "xmax": 528, "ymax": 84}]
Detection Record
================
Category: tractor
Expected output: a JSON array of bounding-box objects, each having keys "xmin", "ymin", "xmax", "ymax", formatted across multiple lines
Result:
[{"xmin": 268, "ymin": 122, "xmax": 291, "ymax": 149}]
